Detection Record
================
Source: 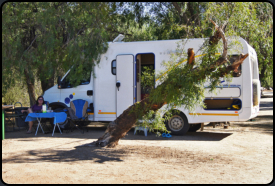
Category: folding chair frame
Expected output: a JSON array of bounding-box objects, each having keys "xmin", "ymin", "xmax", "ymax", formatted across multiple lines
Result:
[
  {"xmin": 69, "ymin": 114, "xmax": 88, "ymax": 134},
  {"xmin": 68, "ymin": 99, "xmax": 90, "ymax": 134}
]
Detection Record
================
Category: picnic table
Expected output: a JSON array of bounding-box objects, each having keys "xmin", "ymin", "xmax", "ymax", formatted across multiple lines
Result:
[{"xmin": 25, "ymin": 112, "xmax": 67, "ymax": 136}]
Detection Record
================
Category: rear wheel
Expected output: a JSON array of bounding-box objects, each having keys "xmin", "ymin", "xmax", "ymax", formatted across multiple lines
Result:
[{"xmin": 165, "ymin": 112, "xmax": 190, "ymax": 135}]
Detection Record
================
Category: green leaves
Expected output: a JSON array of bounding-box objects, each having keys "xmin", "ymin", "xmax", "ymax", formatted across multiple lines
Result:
[
  {"xmin": 2, "ymin": 2, "xmax": 111, "ymax": 95},
  {"xmin": 2, "ymin": 2, "xmax": 272, "ymax": 108}
]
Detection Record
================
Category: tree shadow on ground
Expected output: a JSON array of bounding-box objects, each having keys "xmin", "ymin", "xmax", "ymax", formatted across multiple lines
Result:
[
  {"xmin": 124, "ymin": 130, "xmax": 233, "ymax": 141},
  {"xmin": 229, "ymin": 123, "xmax": 273, "ymax": 134},
  {"xmin": 4, "ymin": 125, "xmax": 108, "ymax": 140},
  {"xmin": 2, "ymin": 145, "xmax": 127, "ymax": 164},
  {"xmin": 2, "ymin": 141, "xmax": 232, "ymax": 165},
  {"xmin": 219, "ymin": 115, "xmax": 273, "ymax": 135},
  {"xmin": 5, "ymin": 125, "xmax": 233, "ymax": 142},
  {"xmin": 254, "ymin": 115, "xmax": 273, "ymax": 120}
]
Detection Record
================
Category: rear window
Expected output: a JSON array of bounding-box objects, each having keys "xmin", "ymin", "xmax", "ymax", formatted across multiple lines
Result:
[{"xmin": 228, "ymin": 55, "xmax": 242, "ymax": 77}]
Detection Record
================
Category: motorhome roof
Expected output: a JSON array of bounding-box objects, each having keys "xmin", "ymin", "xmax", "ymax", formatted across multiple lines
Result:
[
  {"xmin": 108, "ymin": 36, "xmax": 246, "ymax": 45},
  {"xmin": 108, "ymin": 38, "xmax": 201, "ymax": 44}
]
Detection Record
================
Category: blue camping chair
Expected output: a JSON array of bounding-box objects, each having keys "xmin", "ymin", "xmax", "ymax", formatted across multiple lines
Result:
[{"xmin": 69, "ymin": 99, "xmax": 92, "ymax": 133}]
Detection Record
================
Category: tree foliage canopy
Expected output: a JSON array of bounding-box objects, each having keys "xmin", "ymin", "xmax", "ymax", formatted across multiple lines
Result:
[
  {"xmin": 2, "ymin": 2, "xmax": 111, "ymax": 105},
  {"xmin": 2, "ymin": 2, "xmax": 273, "ymax": 107},
  {"xmin": 117, "ymin": 2, "xmax": 272, "ymax": 88}
]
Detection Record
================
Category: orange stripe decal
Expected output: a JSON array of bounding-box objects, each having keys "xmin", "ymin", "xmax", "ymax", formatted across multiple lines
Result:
[
  {"xmin": 98, "ymin": 112, "xmax": 116, "ymax": 115},
  {"xmin": 189, "ymin": 113, "xmax": 239, "ymax": 116}
]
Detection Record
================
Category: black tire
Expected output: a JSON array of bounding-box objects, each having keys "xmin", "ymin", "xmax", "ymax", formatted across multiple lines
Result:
[
  {"xmin": 188, "ymin": 124, "xmax": 201, "ymax": 132},
  {"xmin": 165, "ymin": 112, "xmax": 190, "ymax": 135}
]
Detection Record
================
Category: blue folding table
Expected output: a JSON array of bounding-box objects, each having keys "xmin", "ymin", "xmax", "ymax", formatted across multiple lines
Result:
[{"xmin": 25, "ymin": 112, "xmax": 67, "ymax": 136}]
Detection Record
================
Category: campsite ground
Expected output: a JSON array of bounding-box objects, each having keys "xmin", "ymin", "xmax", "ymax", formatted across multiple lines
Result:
[{"xmin": 2, "ymin": 90, "xmax": 273, "ymax": 184}]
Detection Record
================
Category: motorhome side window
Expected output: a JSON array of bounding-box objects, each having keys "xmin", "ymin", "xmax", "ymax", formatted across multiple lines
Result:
[
  {"xmin": 61, "ymin": 70, "xmax": 91, "ymax": 88},
  {"xmin": 111, "ymin": 60, "xmax": 116, "ymax": 75},
  {"xmin": 229, "ymin": 55, "xmax": 242, "ymax": 77}
]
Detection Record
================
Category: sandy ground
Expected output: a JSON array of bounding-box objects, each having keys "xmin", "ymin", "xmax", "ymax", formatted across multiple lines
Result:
[{"xmin": 2, "ymin": 91, "xmax": 273, "ymax": 184}]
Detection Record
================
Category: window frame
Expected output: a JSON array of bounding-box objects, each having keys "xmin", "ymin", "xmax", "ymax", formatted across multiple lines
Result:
[
  {"xmin": 203, "ymin": 98, "xmax": 242, "ymax": 111},
  {"xmin": 111, "ymin": 60, "xmax": 116, "ymax": 75},
  {"xmin": 228, "ymin": 55, "xmax": 242, "ymax": 78},
  {"xmin": 60, "ymin": 70, "xmax": 92, "ymax": 89}
]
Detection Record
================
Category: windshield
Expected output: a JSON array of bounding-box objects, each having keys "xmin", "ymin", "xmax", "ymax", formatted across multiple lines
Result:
[{"xmin": 61, "ymin": 69, "xmax": 91, "ymax": 88}]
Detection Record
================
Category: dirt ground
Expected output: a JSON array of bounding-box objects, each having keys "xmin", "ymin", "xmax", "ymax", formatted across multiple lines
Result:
[{"xmin": 2, "ymin": 91, "xmax": 273, "ymax": 184}]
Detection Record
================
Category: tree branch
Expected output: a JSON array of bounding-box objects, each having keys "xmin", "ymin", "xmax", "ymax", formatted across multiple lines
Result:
[
  {"xmin": 218, "ymin": 53, "xmax": 249, "ymax": 76},
  {"xmin": 209, "ymin": 18, "xmax": 227, "ymax": 62},
  {"xmin": 19, "ymin": 34, "xmax": 38, "ymax": 61},
  {"xmin": 172, "ymin": 2, "xmax": 188, "ymax": 24},
  {"xmin": 187, "ymin": 48, "xmax": 195, "ymax": 68},
  {"xmin": 61, "ymin": 27, "xmax": 85, "ymax": 49}
]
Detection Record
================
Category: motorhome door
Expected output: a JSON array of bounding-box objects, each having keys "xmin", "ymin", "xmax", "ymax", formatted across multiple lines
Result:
[{"xmin": 116, "ymin": 55, "xmax": 134, "ymax": 117}]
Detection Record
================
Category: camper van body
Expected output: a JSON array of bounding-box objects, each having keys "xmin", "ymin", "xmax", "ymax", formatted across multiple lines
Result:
[{"xmin": 43, "ymin": 37, "xmax": 261, "ymax": 132}]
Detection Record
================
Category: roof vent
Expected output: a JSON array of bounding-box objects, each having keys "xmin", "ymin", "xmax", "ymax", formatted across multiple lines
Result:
[{"xmin": 113, "ymin": 34, "xmax": 125, "ymax": 43}]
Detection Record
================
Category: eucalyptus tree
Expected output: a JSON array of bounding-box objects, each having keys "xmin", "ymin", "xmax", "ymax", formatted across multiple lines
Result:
[{"xmin": 2, "ymin": 2, "xmax": 111, "ymax": 106}]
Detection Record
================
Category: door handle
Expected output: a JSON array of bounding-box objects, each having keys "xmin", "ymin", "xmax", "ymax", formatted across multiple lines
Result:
[{"xmin": 116, "ymin": 81, "xmax": 121, "ymax": 91}]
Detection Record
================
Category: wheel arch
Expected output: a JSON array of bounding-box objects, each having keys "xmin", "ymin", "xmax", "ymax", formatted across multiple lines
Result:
[
  {"xmin": 49, "ymin": 102, "xmax": 69, "ymax": 109},
  {"xmin": 48, "ymin": 102, "xmax": 70, "ymax": 129},
  {"xmin": 163, "ymin": 109, "xmax": 189, "ymax": 123}
]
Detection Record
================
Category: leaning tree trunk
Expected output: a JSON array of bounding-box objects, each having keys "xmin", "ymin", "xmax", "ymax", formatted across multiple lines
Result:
[
  {"xmin": 95, "ymin": 86, "xmax": 168, "ymax": 148},
  {"xmin": 94, "ymin": 19, "xmax": 249, "ymax": 148}
]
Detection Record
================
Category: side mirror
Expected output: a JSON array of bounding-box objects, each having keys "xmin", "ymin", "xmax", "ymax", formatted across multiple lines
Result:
[{"xmin": 57, "ymin": 76, "xmax": 61, "ymax": 89}]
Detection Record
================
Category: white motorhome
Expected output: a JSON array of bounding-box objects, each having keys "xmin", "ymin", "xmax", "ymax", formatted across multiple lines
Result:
[{"xmin": 43, "ymin": 35, "xmax": 261, "ymax": 134}]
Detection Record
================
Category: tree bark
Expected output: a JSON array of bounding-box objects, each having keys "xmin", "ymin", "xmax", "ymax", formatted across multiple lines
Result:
[
  {"xmin": 41, "ymin": 69, "xmax": 55, "ymax": 93},
  {"xmin": 93, "ymin": 20, "xmax": 249, "ymax": 148},
  {"xmin": 95, "ymin": 91, "xmax": 167, "ymax": 148},
  {"xmin": 187, "ymin": 48, "xmax": 195, "ymax": 67},
  {"xmin": 24, "ymin": 68, "xmax": 36, "ymax": 107},
  {"xmin": 21, "ymin": 25, "xmax": 37, "ymax": 107},
  {"xmin": 172, "ymin": 2, "xmax": 189, "ymax": 25}
]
